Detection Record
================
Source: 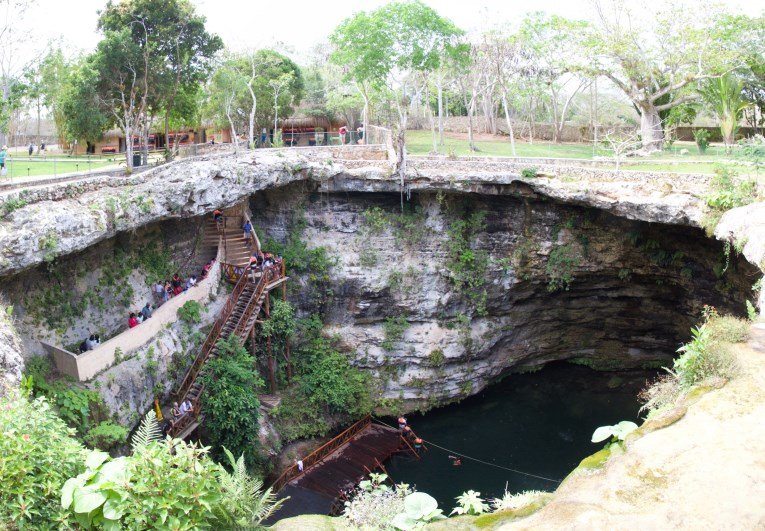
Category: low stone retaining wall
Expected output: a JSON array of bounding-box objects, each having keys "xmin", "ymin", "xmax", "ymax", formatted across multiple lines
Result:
[{"xmin": 46, "ymin": 248, "xmax": 222, "ymax": 381}]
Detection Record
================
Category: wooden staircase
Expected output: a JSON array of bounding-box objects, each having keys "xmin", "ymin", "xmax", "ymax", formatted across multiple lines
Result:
[{"xmin": 167, "ymin": 259, "xmax": 286, "ymax": 439}]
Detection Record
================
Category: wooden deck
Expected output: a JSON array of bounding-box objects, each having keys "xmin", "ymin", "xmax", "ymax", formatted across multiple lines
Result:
[{"xmin": 268, "ymin": 417, "xmax": 409, "ymax": 521}]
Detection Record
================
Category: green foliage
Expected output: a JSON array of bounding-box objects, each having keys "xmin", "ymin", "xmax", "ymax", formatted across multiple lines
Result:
[
  {"xmin": 177, "ymin": 300, "xmax": 202, "ymax": 323},
  {"xmin": 274, "ymin": 316, "xmax": 374, "ymax": 441},
  {"xmin": 1, "ymin": 196, "xmax": 28, "ymax": 217},
  {"xmin": 451, "ymin": 490, "xmax": 488, "ymax": 516},
  {"xmin": 39, "ymin": 230, "xmax": 59, "ymax": 262},
  {"xmin": 746, "ymin": 300, "xmax": 758, "ymax": 321},
  {"xmin": 698, "ymin": 74, "xmax": 749, "ymax": 148},
  {"xmin": 702, "ymin": 166, "xmax": 758, "ymax": 236},
  {"xmin": 83, "ymin": 422, "xmax": 128, "ymax": 452},
  {"xmin": 520, "ymin": 167, "xmax": 538, "ymax": 178},
  {"xmin": 359, "ymin": 248, "xmax": 379, "ymax": 267},
  {"xmin": 591, "ymin": 420, "xmax": 638, "ymax": 445},
  {"xmin": 428, "ymin": 348, "xmax": 445, "ymax": 367},
  {"xmin": 361, "ymin": 205, "xmax": 430, "ymax": 248},
  {"xmin": 61, "ymin": 412, "xmax": 278, "ymax": 530},
  {"xmin": 641, "ymin": 309, "xmax": 747, "ymax": 415},
  {"xmin": 446, "ymin": 210, "xmax": 489, "ymax": 315},
  {"xmin": 0, "ymin": 391, "xmax": 85, "ymax": 529},
  {"xmin": 201, "ymin": 336, "xmax": 264, "ymax": 467},
  {"xmin": 546, "ymin": 244, "xmax": 578, "ymax": 292},
  {"xmin": 382, "ymin": 315, "xmax": 410, "ymax": 351},
  {"xmin": 392, "ymin": 492, "xmax": 445, "ymax": 530},
  {"xmin": 693, "ymin": 129, "xmax": 711, "ymax": 153}
]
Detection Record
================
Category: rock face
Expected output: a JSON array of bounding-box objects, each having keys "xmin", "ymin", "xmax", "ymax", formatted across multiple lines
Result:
[
  {"xmin": 0, "ymin": 309, "xmax": 23, "ymax": 394},
  {"xmin": 251, "ymin": 183, "xmax": 755, "ymax": 409}
]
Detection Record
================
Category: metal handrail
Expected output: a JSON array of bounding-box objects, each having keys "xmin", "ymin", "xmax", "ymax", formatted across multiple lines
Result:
[{"xmin": 272, "ymin": 415, "xmax": 372, "ymax": 492}]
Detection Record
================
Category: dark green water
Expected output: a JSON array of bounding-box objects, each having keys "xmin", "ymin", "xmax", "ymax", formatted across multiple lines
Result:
[{"xmin": 385, "ymin": 362, "xmax": 652, "ymax": 509}]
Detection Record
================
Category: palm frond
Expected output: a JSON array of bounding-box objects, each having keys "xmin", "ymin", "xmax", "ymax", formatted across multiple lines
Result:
[{"xmin": 131, "ymin": 410, "xmax": 163, "ymax": 452}]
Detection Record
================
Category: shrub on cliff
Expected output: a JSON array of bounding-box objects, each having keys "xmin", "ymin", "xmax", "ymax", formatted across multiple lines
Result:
[{"xmin": 0, "ymin": 390, "xmax": 85, "ymax": 529}]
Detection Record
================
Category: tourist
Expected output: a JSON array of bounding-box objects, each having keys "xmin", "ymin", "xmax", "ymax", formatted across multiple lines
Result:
[
  {"xmin": 414, "ymin": 437, "xmax": 423, "ymax": 450},
  {"xmin": 213, "ymin": 209, "xmax": 223, "ymax": 229},
  {"xmin": 338, "ymin": 125, "xmax": 348, "ymax": 145},
  {"xmin": 136, "ymin": 311, "xmax": 144, "ymax": 324},
  {"xmin": 94, "ymin": 334, "xmax": 101, "ymax": 346},
  {"xmin": 40, "ymin": 142, "xmax": 46, "ymax": 156},
  {"xmin": 128, "ymin": 313, "xmax": 139, "ymax": 328},
  {"xmin": 85, "ymin": 334, "xmax": 98, "ymax": 351},
  {"xmin": 398, "ymin": 416, "xmax": 407, "ymax": 430},
  {"xmin": 171, "ymin": 402, "xmax": 182, "ymax": 419},
  {"xmin": 78, "ymin": 338, "xmax": 88, "ymax": 354},
  {"xmin": 164, "ymin": 280, "xmax": 173, "ymax": 301},
  {"xmin": 356, "ymin": 125, "xmax": 365, "ymax": 144},
  {"xmin": 153, "ymin": 281, "xmax": 165, "ymax": 304},
  {"xmin": 263, "ymin": 252, "xmax": 274, "ymax": 268},
  {"xmin": 185, "ymin": 275, "xmax": 197, "ymax": 290},
  {"xmin": 201, "ymin": 261, "xmax": 213, "ymax": 279},
  {"xmin": 242, "ymin": 220, "xmax": 253, "ymax": 245},
  {"xmin": 403, "ymin": 425, "xmax": 414, "ymax": 441},
  {"xmin": 0, "ymin": 145, "xmax": 7, "ymax": 175},
  {"xmin": 261, "ymin": 128, "xmax": 268, "ymax": 147},
  {"xmin": 28, "ymin": 143, "xmax": 33, "ymax": 157},
  {"xmin": 180, "ymin": 399, "xmax": 193, "ymax": 415},
  {"xmin": 141, "ymin": 302, "xmax": 153, "ymax": 320},
  {"xmin": 296, "ymin": 458, "xmax": 304, "ymax": 473},
  {"xmin": 171, "ymin": 274, "xmax": 183, "ymax": 295},
  {"xmin": 448, "ymin": 456, "xmax": 462, "ymax": 466}
]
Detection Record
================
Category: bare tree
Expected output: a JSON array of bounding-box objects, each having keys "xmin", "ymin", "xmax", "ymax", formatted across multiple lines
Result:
[{"xmin": 602, "ymin": 127, "xmax": 641, "ymax": 172}]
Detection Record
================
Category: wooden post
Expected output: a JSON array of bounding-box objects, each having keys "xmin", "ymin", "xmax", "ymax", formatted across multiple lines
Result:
[{"xmin": 265, "ymin": 292, "xmax": 277, "ymax": 393}]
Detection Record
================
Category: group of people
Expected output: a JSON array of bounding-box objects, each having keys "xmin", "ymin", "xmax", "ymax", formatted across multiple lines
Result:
[
  {"xmin": 151, "ymin": 271, "xmax": 203, "ymax": 306},
  {"xmin": 77, "ymin": 333, "xmax": 102, "ymax": 353},
  {"xmin": 128, "ymin": 302, "xmax": 154, "ymax": 328},
  {"xmin": 171, "ymin": 399, "xmax": 194, "ymax": 420},
  {"xmin": 28, "ymin": 142, "xmax": 46, "ymax": 157}
]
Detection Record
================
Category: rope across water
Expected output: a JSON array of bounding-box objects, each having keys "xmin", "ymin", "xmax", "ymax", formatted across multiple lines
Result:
[{"xmin": 373, "ymin": 417, "xmax": 562, "ymax": 485}]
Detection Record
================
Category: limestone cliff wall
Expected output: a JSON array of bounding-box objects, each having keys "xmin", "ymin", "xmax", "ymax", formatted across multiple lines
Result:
[{"xmin": 251, "ymin": 184, "xmax": 755, "ymax": 409}]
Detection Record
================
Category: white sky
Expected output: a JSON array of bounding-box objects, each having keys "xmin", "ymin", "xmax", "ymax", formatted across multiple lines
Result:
[{"xmin": 16, "ymin": 0, "xmax": 765, "ymax": 66}]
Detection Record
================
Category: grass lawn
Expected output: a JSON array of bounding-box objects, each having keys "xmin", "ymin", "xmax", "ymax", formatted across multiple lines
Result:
[
  {"xmin": 406, "ymin": 130, "xmax": 747, "ymax": 170},
  {"xmin": 0, "ymin": 158, "xmax": 118, "ymax": 179}
]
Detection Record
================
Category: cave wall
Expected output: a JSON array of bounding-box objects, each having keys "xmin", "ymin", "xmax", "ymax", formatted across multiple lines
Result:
[
  {"xmin": 1, "ymin": 216, "xmax": 207, "ymax": 357},
  {"xmin": 250, "ymin": 183, "xmax": 757, "ymax": 410}
]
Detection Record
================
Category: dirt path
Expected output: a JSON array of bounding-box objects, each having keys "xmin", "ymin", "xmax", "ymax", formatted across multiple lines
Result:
[{"xmin": 502, "ymin": 326, "xmax": 765, "ymax": 530}]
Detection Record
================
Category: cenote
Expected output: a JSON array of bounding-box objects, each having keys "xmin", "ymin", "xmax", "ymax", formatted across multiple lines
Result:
[{"xmin": 385, "ymin": 362, "xmax": 654, "ymax": 509}]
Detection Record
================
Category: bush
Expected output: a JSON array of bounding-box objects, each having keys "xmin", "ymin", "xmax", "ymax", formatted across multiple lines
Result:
[
  {"xmin": 62, "ymin": 413, "xmax": 282, "ymax": 529},
  {"xmin": 693, "ymin": 129, "xmax": 711, "ymax": 154},
  {"xmin": 201, "ymin": 336, "xmax": 264, "ymax": 467},
  {"xmin": 83, "ymin": 421, "xmax": 129, "ymax": 452},
  {"xmin": 177, "ymin": 300, "xmax": 202, "ymax": 323},
  {"xmin": 546, "ymin": 244, "xmax": 578, "ymax": 292},
  {"xmin": 382, "ymin": 315, "xmax": 410, "ymax": 351},
  {"xmin": 0, "ymin": 391, "xmax": 85, "ymax": 528},
  {"xmin": 520, "ymin": 167, "xmax": 538, "ymax": 178}
]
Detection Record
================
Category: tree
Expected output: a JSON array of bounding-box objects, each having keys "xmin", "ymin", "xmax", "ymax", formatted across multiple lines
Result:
[
  {"xmin": 699, "ymin": 74, "xmax": 750, "ymax": 151},
  {"xmin": 330, "ymin": 0, "xmax": 464, "ymax": 202},
  {"xmin": 97, "ymin": 0, "xmax": 222, "ymax": 158},
  {"xmin": 518, "ymin": 12, "xmax": 590, "ymax": 144},
  {"xmin": 581, "ymin": 1, "xmax": 747, "ymax": 152},
  {"xmin": 201, "ymin": 335, "xmax": 264, "ymax": 467},
  {"xmin": 58, "ymin": 60, "xmax": 110, "ymax": 152},
  {"xmin": 36, "ymin": 49, "xmax": 71, "ymax": 146},
  {"xmin": 204, "ymin": 49, "xmax": 304, "ymax": 148}
]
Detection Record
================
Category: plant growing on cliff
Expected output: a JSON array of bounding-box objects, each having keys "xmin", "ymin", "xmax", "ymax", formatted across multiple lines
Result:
[
  {"xmin": 178, "ymin": 300, "xmax": 203, "ymax": 323},
  {"xmin": 0, "ymin": 391, "xmax": 85, "ymax": 529},
  {"xmin": 446, "ymin": 210, "xmax": 489, "ymax": 315},
  {"xmin": 83, "ymin": 421, "xmax": 128, "ymax": 452},
  {"xmin": 201, "ymin": 336, "xmax": 264, "ymax": 467},
  {"xmin": 382, "ymin": 315, "xmax": 410, "ymax": 351},
  {"xmin": 451, "ymin": 490, "xmax": 488, "ymax": 516},
  {"xmin": 591, "ymin": 420, "xmax": 638, "ymax": 447},
  {"xmin": 545, "ymin": 244, "xmax": 578, "ymax": 292},
  {"xmin": 701, "ymin": 166, "xmax": 758, "ymax": 236}
]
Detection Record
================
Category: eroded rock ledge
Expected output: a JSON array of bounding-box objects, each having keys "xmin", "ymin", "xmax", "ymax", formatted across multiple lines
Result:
[{"xmin": 0, "ymin": 149, "xmax": 708, "ymax": 278}]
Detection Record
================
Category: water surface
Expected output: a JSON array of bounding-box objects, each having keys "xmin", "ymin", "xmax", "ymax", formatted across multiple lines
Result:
[{"xmin": 385, "ymin": 362, "xmax": 652, "ymax": 509}]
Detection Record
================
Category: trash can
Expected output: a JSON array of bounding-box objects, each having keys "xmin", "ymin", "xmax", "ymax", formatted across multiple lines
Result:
[{"xmin": 132, "ymin": 153, "xmax": 142, "ymax": 167}]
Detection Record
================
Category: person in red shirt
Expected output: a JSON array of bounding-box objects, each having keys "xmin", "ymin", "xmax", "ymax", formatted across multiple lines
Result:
[{"xmin": 128, "ymin": 313, "xmax": 139, "ymax": 328}]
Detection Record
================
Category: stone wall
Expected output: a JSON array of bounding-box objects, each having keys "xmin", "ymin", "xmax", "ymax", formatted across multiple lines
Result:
[{"xmin": 250, "ymin": 184, "xmax": 756, "ymax": 410}]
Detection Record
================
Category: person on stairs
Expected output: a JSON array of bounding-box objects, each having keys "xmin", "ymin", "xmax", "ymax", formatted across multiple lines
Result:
[
  {"xmin": 213, "ymin": 209, "xmax": 223, "ymax": 230},
  {"xmin": 242, "ymin": 219, "xmax": 253, "ymax": 246}
]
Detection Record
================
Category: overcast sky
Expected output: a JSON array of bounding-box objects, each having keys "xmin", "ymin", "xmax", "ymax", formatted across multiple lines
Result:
[{"xmin": 16, "ymin": 0, "xmax": 763, "ymax": 66}]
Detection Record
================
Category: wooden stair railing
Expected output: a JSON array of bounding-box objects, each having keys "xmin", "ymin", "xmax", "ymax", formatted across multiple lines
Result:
[
  {"xmin": 272, "ymin": 415, "xmax": 373, "ymax": 492},
  {"xmin": 169, "ymin": 263, "xmax": 285, "ymax": 438},
  {"xmin": 175, "ymin": 268, "xmax": 250, "ymax": 403}
]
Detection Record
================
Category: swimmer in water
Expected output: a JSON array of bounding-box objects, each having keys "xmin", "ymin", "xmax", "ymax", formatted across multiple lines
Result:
[{"xmin": 448, "ymin": 455, "xmax": 462, "ymax": 466}]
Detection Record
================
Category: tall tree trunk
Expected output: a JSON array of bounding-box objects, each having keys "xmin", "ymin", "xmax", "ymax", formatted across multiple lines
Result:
[
  {"xmin": 639, "ymin": 104, "xmax": 664, "ymax": 152},
  {"xmin": 500, "ymin": 91, "xmax": 517, "ymax": 157},
  {"xmin": 437, "ymin": 80, "xmax": 444, "ymax": 148}
]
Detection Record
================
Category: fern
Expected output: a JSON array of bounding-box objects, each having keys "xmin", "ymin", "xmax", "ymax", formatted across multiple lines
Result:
[
  {"xmin": 131, "ymin": 411, "xmax": 163, "ymax": 453},
  {"xmin": 216, "ymin": 447, "xmax": 287, "ymax": 528}
]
